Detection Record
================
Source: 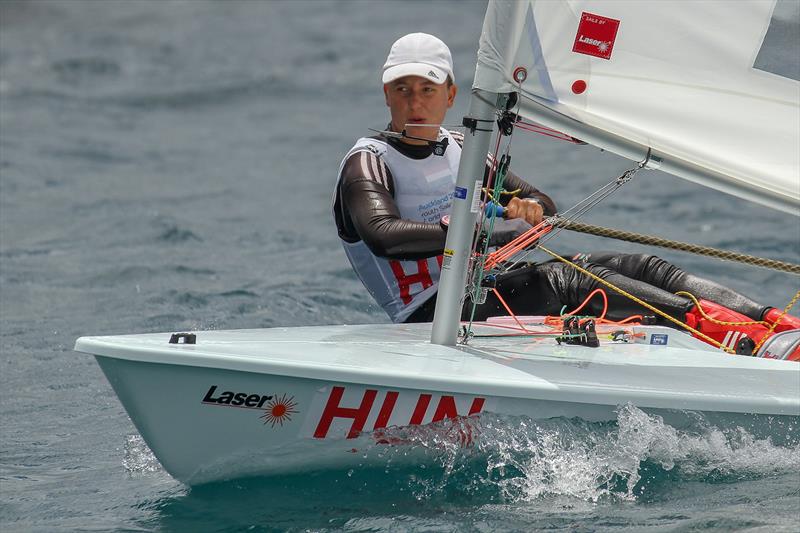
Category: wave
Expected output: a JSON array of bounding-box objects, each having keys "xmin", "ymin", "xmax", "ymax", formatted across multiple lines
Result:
[
  {"xmin": 157, "ymin": 226, "xmax": 201, "ymax": 243},
  {"xmin": 98, "ymin": 75, "xmax": 294, "ymax": 111},
  {"xmin": 469, "ymin": 405, "xmax": 799, "ymax": 503},
  {"xmin": 122, "ymin": 404, "xmax": 800, "ymax": 506},
  {"xmin": 4, "ymin": 74, "xmax": 303, "ymax": 112}
]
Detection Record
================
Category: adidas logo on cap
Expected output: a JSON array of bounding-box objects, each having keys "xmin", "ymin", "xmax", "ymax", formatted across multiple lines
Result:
[{"xmin": 427, "ymin": 70, "xmax": 439, "ymax": 80}]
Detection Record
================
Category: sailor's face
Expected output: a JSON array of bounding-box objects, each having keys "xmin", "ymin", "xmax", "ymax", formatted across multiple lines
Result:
[{"xmin": 384, "ymin": 76, "xmax": 457, "ymax": 145}]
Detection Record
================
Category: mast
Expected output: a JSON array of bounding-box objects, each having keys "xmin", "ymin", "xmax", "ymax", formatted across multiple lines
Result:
[{"xmin": 431, "ymin": 89, "xmax": 500, "ymax": 346}]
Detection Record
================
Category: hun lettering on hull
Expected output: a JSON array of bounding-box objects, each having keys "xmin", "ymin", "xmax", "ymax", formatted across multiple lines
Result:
[{"xmin": 309, "ymin": 385, "xmax": 487, "ymax": 440}]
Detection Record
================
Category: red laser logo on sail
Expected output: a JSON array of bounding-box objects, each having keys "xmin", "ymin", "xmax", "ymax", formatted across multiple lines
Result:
[
  {"xmin": 260, "ymin": 394, "xmax": 298, "ymax": 427},
  {"xmin": 573, "ymin": 12, "xmax": 620, "ymax": 60}
]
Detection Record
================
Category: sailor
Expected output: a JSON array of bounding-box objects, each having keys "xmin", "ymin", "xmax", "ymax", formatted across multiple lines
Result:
[{"xmin": 333, "ymin": 32, "xmax": 799, "ymax": 353}]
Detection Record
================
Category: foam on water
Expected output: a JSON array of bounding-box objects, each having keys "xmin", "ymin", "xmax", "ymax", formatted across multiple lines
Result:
[
  {"xmin": 120, "ymin": 405, "xmax": 800, "ymax": 507},
  {"xmin": 353, "ymin": 405, "xmax": 800, "ymax": 504},
  {"xmin": 111, "ymin": 406, "xmax": 800, "ymax": 531},
  {"xmin": 122, "ymin": 434, "xmax": 161, "ymax": 476}
]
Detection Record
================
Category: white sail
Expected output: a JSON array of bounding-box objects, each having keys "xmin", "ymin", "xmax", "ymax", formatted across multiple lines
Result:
[{"xmin": 474, "ymin": 0, "xmax": 800, "ymax": 215}]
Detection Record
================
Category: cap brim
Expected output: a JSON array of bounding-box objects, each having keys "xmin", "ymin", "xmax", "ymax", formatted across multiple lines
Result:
[{"xmin": 382, "ymin": 63, "xmax": 448, "ymax": 85}]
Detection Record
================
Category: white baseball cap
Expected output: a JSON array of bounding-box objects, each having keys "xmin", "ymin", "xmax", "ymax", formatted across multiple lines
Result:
[{"xmin": 382, "ymin": 33, "xmax": 454, "ymax": 85}]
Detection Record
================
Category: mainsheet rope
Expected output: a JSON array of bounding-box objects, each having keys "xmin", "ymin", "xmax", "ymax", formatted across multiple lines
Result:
[{"xmin": 555, "ymin": 220, "xmax": 800, "ymax": 276}]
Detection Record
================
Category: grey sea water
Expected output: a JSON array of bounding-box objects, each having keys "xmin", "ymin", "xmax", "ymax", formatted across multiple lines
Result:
[{"xmin": 1, "ymin": 1, "xmax": 799, "ymax": 531}]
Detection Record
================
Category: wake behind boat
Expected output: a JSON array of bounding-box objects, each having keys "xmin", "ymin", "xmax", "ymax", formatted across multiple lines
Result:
[{"xmin": 75, "ymin": 0, "xmax": 800, "ymax": 485}]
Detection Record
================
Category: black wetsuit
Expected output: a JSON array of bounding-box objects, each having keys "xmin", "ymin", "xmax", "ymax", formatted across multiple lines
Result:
[
  {"xmin": 334, "ymin": 134, "xmax": 768, "ymax": 324},
  {"xmin": 406, "ymin": 252, "xmax": 767, "ymax": 323}
]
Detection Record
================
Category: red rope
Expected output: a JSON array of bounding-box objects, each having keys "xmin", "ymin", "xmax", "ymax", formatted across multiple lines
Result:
[
  {"xmin": 563, "ymin": 288, "xmax": 608, "ymax": 320},
  {"xmin": 514, "ymin": 120, "xmax": 583, "ymax": 144},
  {"xmin": 483, "ymin": 222, "xmax": 553, "ymax": 270},
  {"xmin": 491, "ymin": 288, "xmax": 531, "ymax": 333}
]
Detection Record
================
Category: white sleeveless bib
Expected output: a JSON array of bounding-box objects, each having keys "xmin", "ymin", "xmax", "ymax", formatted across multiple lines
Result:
[{"xmin": 334, "ymin": 130, "xmax": 461, "ymax": 322}]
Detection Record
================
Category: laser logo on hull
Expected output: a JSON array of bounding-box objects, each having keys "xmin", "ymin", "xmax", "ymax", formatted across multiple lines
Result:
[
  {"xmin": 201, "ymin": 385, "xmax": 298, "ymax": 428},
  {"xmin": 260, "ymin": 393, "xmax": 298, "ymax": 427}
]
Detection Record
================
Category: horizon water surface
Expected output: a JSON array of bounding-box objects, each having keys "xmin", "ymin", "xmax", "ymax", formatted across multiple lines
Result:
[{"xmin": 1, "ymin": 1, "xmax": 799, "ymax": 532}]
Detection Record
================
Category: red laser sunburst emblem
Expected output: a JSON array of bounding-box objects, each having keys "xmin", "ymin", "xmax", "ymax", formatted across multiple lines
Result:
[{"xmin": 259, "ymin": 394, "xmax": 298, "ymax": 427}]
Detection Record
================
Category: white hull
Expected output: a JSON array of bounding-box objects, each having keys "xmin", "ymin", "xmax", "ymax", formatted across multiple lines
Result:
[{"xmin": 76, "ymin": 322, "xmax": 800, "ymax": 485}]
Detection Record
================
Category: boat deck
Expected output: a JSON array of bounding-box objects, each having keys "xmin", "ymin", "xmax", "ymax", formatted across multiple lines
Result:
[{"xmin": 75, "ymin": 322, "xmax": 800, "ymax": 415}]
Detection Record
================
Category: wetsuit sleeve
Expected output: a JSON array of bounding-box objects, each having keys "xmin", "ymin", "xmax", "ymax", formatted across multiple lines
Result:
[{"xmin": 336, "ymin": 151, "xmax": 447, "ymax": 260}]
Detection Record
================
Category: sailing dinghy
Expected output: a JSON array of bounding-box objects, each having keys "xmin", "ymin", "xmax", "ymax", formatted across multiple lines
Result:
[{"xmin": 75, "ymin": 0, "xmax": 800, "ymax": 485}]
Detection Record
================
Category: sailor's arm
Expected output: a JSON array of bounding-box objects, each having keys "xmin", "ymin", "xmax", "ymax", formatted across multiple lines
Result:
[
  {"xmin": 336, "ymin": 153, "xmax": 446, "ymax": 260},
  {"xmin": 339, "ymin": 173, "xmax": 538, "ymax": 259}
]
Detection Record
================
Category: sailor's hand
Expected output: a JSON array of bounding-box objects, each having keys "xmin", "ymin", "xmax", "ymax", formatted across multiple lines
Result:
[{"xmin": 505, "ymin": 197, "xmax": 544, "ymax": 226}]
